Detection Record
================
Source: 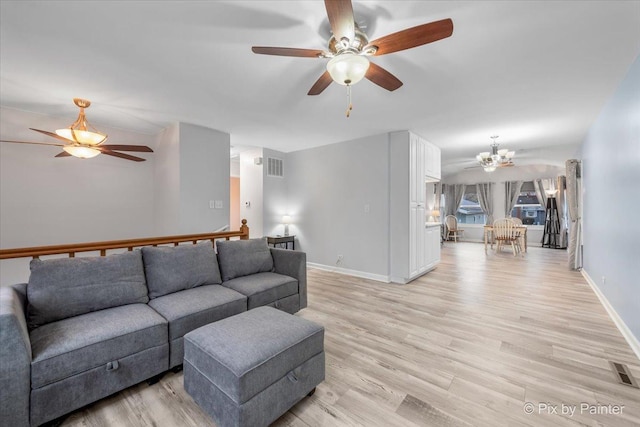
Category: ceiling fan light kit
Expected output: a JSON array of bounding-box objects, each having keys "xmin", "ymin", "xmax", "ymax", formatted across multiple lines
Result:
[
  {"xmin": 476, "ymin": 136, "xmax": 515, "ymax": 172},
  {"xmin": 251, "ymin": 0, "xmax": 453, "ymax": 117},
  {"xmin": 62, "ymin": 145, "xmax": 101, "ymax": 159},
  {"xmin": 326, "ymin": 52, "xmax": 370, "ymax": 86}
]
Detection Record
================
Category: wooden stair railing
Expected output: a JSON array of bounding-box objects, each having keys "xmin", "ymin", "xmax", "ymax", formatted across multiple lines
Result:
[{"xmin": 0, "ymin": 219, "xmax": 249, "ymax": 260}]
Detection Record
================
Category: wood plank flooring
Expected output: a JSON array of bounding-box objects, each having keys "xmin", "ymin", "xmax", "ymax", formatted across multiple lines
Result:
[{"xmin": 63, "ymin": 243, "xmax": 640, "ymax": 427}]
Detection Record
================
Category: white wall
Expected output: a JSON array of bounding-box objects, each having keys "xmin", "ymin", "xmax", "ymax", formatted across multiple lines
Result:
[
  {"xmin": 287, "ymin": 133, "xmax": 390, "ymax": 277},
  {"xmin": 240, "ymin": 148, "xmax": 264, "ymax": 238},
  {"xmin": 0, "ymin": 107, "xmax": 157, "ymax": 285}
]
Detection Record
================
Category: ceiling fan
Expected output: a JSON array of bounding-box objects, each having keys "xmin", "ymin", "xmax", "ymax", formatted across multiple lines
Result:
[
  {"xmin": 0, "ymin": 98, "xmax": 153, "ymax": 162},
  {"xmin": 252, "ymin": 0, "xmax": 453, "ymax": 116}
]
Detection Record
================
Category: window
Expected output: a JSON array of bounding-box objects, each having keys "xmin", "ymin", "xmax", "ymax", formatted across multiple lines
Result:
[
  {"xmin": 510, "ymin": 181, "xmax": 545, "ymax": 225},
  {"xmin": 456, "ymin": 188, "xmax": 486, "ymax": 224}
]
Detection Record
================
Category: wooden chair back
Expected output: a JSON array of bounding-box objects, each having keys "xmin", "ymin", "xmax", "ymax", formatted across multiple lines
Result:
[
  {"xmin": 493, "ymin": 218, "xmax": 518, "ymax": 241},
  {"xmin": 445, "ymin": 215, "xmax": 458, "ymax": 232},
  {"xmin": 510, "ymin": 217, "xmax": 523, "ymax": 225}
]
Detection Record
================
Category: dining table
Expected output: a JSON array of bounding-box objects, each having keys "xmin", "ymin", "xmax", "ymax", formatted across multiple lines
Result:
[{"xmin": 483, "ymin": 224, "xmax": 528, "ymax": 253}]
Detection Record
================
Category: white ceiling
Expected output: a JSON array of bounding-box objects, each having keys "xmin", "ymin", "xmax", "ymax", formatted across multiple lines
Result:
[{"xmin": 1, "ymin": 1, "xmax": 639, "ymax": 176}]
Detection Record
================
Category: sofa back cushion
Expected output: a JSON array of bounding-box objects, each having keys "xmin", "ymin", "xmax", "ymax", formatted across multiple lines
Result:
[
  {"xmin": 142, "ymin": 241, "xmax": 222, "ymax": 299},
  {"xmin": 27, "ymin": 251, "xmax": 148, "ymax": 330},
  {"xmin": 217, "ymin": 238, "xmax": 274, "ymax": 282}
]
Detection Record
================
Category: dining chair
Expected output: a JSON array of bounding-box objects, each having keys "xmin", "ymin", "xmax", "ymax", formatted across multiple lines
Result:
[
  {"xmin": 445, "ymin": 215, "xmax": 464, "ymax": 242},
  {"xmin": 510, "ymin": 216, "xmax": 523, "ymax": 225},
  {"xmin": 492, "ymin": 218, "xmax": 522, "ymax": 256}
]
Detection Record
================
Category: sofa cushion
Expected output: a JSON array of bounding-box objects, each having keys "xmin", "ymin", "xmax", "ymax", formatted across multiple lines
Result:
[
  {"xmin": 27, "ymin": 251, "xmax": 148, "ymax": 330},
  {"xmin": 222, "ymin": 272, "xmax": 297, "ymax": 309},
  {"xmin": 148, "ymin": 285, "xmax": 247, "ymax": 341},
  {"xmin": 216, "ymin": 238, "xmax": 274, "ymax": 281},
  {"xmin": 29, "ymin": 304, "xmax": 167, "ymax": 389},
  {"xmin": 142, "ymin": 241, "xmax": 222, "ymax": 299}
]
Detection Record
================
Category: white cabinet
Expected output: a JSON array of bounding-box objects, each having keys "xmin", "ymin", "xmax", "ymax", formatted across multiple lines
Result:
[
  {"xmin": 390, "ymin": 131, "xmax": 441, "ymax": 283},
  {"xmin": 424, "ymin": 141, "xmax": 441, "ymax": 181},
  {"xmin": 425, "ymin": 224, "xmax": 441, "ymax": 270}
]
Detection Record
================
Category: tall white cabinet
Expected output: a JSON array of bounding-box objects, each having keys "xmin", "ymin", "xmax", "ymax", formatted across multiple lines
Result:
[{"xmin": 390, "ymin": 131, "xmax": 441, "ymax": 284}]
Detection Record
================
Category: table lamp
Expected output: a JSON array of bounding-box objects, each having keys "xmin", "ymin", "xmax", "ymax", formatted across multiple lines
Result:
[{"xmin": 282, "ymin": 215, "xmax": 291, "ymax": 236}]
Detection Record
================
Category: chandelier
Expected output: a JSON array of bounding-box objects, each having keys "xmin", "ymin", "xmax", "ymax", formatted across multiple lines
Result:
[{"xmin": 476, "ymin": 136, "xmax": 514, "ymax": 172}]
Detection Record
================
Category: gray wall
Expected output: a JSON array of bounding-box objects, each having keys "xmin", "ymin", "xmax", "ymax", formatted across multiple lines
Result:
[
  {"xmin": 154, "ymin": 122, "xmax": 230, "ymax": 235},
  {"xmin": 178, "ymin": 123, "xmax": 230, "ymax": 234},
  {"xmin": 581, "ymin": 54, "xmax": 640, "ymax": 340},
  {"xmin": 263, "ymin": 148, "xmax": 289, "ymax": 237},
  {"xmin": 287, "ymin": 133, "xmax": 390, "ymax": 277},
  {"xmin": 0, "ymin": 107, "xmax": 157, "ymax": 286}
]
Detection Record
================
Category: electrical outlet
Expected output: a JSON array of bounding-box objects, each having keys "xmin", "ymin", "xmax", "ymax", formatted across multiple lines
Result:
[
  {"xmin": 364, "ymin": 204, "xmax": 370, "ymax": 213},
  {"xmin": 336, "ymin": 255, "xmax": 343, "ymax": 266},
  {"xmin": 215, "ymin": 200, "xmax": 223, "ymax": 209},
  {"xmin": 209, "ymin": 200, "xmax": 215, "ymax": 209},
  {"xmin": 602, "ymin": 276, "xmax": 606, "ymax": 285}
]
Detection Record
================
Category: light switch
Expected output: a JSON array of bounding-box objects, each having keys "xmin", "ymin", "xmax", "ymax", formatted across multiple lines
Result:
[
  {"xmin": 215, "ymin": 200, "xmax": 223, "ymax": 209},
  {"xmin": 209, "ymin": 200, "xmax": 215, "ymax": 209},
  {"xmin": 364, "ymin": 204, "xmax": 370, "ymax": 213}
]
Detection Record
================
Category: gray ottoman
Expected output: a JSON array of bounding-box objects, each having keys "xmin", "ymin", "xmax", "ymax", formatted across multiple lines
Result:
[{"xmin": 184, "ymin": 306, "xmax": 325, "ymax": 427}]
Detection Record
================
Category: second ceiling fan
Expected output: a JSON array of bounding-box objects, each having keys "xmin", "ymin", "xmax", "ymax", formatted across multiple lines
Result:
[
  {"xmin": 0, "ymin": 98, "xmax": 153, "ymax": 161},
  {"xmin": 252, "ymin": 0, "xmax": 454, "ymax": 116}
]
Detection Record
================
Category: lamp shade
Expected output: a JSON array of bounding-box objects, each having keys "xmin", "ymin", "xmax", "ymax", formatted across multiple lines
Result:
[
  {"xmin": 62, "ymin": 145, "xmax": 101, "ymax": 159},
  {"xmin": 56, "ymin": 128, "xmax": 106, "ymax": 145},
  {"xmin": 326, "ymin": 53, "xmax": 370, "ymax": 85},
  {"xmin": 282, "ymin": 215, "xmax": 291, "ymax": 224}
]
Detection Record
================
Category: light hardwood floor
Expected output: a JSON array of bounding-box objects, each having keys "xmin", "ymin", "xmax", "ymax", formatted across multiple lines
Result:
[{"xmin": 63, "ymin": 243, "xmax": 640, "ymax": 427}]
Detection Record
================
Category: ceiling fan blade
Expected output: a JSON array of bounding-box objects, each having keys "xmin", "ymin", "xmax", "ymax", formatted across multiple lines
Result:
[
  {"xmin": 308, "ymin": 71, "xmax": 333, "ymax": 95},
  {"xmin": 100, "ymin": 144, "xmax": 153, "ymax": 152},
  {"xmin": 29, "ymin": 128, "xmax": 75, "ymax": 144},
  {"xmin": 325, "ymin": 0, "xmax": 355, "ymax": 44},
  {"xmin": 365, "ymin": 18, "xmax": 454, "ymax": 56},
  {"xmin": 98, "ymin": 148, "xmax": 146, "ymax": 162},
  {"xmin": 55, "ymin": 151, "xmax": 72, "ymax": 158},
  {"xmin": 0, "ymin": 139, "xmax": 66, "ymax": 147},
  {"xmin": 251, "ymin": 47, "xmax": 325, "ymax": 58},
  {"xmin": 365, "ymin": 62, "xmax": 403, "ymax": 91}
]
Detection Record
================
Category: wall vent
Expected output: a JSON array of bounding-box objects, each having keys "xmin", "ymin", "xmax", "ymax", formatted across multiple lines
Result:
[
  {"xmin": 267, "ymin": 157, "xmax": 284, "ymax": 177},
  {"xmin": 610, "ymin": 361, "xmax": 638, "ymax": 388}
]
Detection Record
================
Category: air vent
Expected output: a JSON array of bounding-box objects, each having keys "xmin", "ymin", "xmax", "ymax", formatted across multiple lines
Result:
[
  {"xmin": 610, "ymin": 361, "xmax": 638, "ymax": 388},
  {"xmin": 267, "ymin": 157, "xmax": 284, "ymax": 177}
]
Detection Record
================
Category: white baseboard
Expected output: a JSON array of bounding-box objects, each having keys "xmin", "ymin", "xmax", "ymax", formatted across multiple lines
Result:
[
  {"xmin": 307, "ymin": 262, "xmax": 390, "ymax": 283},
  {"xmin": 581, "ymin": 270, "xmax": 640, "ymax": 360}
]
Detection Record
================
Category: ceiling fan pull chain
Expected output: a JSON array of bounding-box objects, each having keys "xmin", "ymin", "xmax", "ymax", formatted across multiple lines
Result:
[{"xmin": 346, "ymin": 84, "xmax": 353, "ymax": 118}]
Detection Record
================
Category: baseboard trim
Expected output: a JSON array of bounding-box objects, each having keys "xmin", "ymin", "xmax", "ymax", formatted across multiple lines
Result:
[
  {"xmin": 581, "ymin": 269, "xmax": 640, "ymax": 360},
  {"xmin": 307, "ymin": 262, "xmax": 390, "ymax": 283}
]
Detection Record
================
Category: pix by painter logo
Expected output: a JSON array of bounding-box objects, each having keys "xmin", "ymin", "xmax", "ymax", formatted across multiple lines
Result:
[{"xmin": 523, "ymin": 402, "xmax": 625, "ymax": 417}]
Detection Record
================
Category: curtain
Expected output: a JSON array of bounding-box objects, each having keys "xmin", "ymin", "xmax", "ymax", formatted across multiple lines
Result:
[
  {"xmin": 476, "ymin": 183, "xmax": 494, "ymax": 224},
  {"xmin": 566, "ymin": 160, "xmax": 582, "ymax": 270},
  {"xmin": 504, "ymin": 181, "xmax": 523, "ymax": 216},
  {"xmin": 556, "ymin": 176, "xmax": 568, "ymax": 248},
  {"xmin": 444, "ymin": 184, "xmax": 466, "ymax": 217}
]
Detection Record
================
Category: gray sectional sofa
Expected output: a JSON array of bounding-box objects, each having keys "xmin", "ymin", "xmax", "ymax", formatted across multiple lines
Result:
[{"xmin": 0, "ymin": 238, "xmax": 307, "ymax": 427}]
